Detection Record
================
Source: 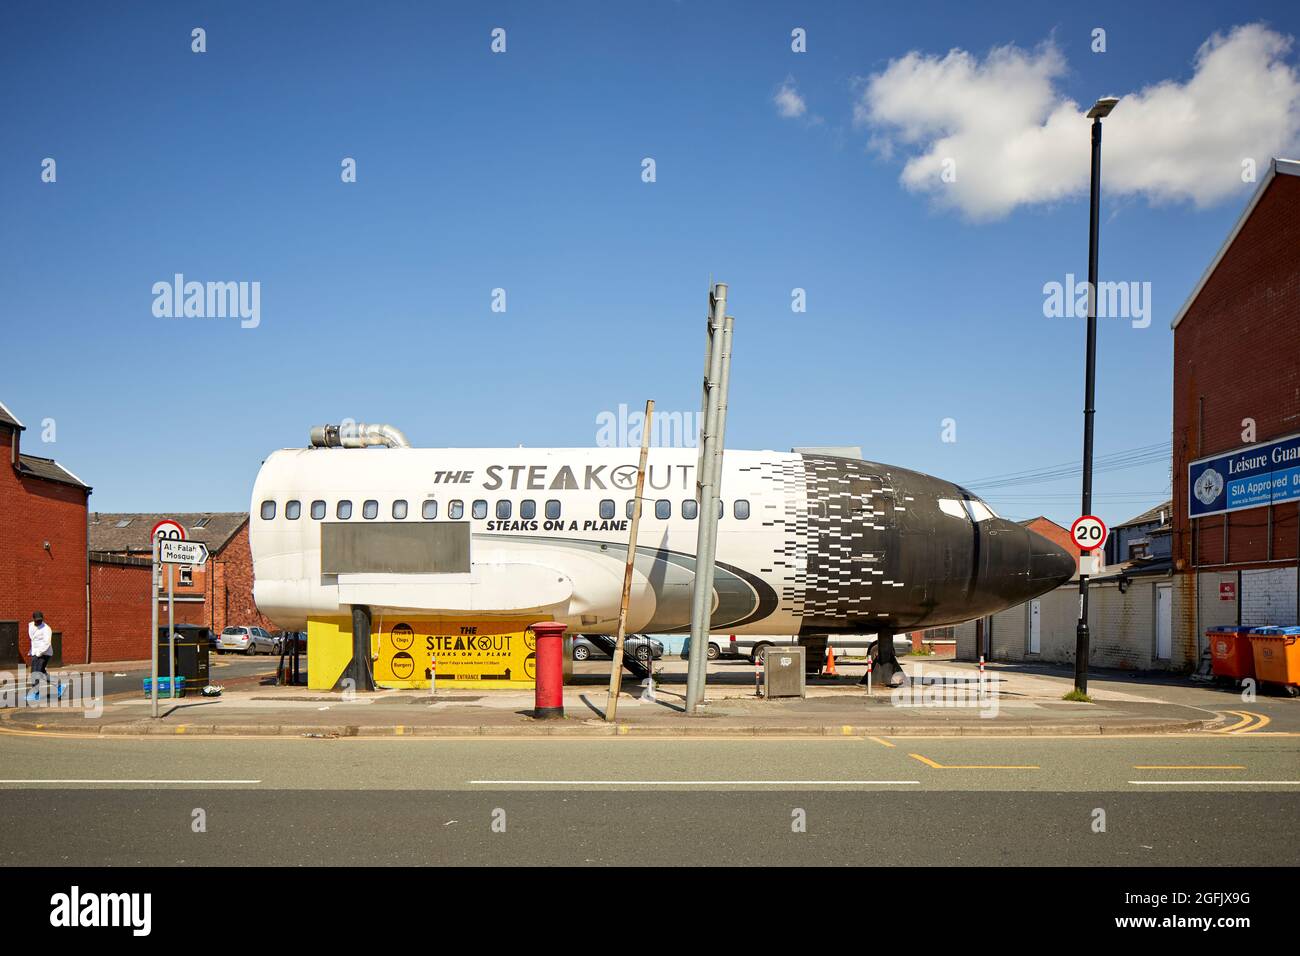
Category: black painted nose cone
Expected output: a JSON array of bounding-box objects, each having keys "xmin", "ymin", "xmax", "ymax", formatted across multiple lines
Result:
[{"xmin": 1028, "ymin": 532, "xmax": 1076, "ymax": 586}]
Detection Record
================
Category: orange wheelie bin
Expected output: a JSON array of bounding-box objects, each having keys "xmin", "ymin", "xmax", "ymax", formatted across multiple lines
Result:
[
  {"xmin": 1208, "ymin": 625, "xmax": 1255, "ymax": 685},
  {"xmin": 1248, "ymin": 626, "xmax": 1300, "ymax": 697}
]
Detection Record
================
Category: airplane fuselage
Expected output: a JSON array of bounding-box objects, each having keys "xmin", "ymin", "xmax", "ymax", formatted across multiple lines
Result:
[{"xmin": 249, "ymin": 447, "xmax": 1075, "ymax": 637}]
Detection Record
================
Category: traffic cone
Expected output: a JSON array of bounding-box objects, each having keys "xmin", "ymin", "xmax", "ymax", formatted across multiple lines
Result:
[{"xmin": 825, "ymin": 645, "xmax": 837, "ymax": 676}]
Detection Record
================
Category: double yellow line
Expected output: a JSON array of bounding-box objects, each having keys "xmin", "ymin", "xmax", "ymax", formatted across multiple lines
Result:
[{"xmin": 1217, "ymin": 711, "xmax": 1271, "ymax": 734}]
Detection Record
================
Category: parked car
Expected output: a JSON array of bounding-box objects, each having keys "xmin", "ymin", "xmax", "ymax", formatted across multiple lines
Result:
[
  {"xmin": 216, "ymin": 625, "xmax": 277, "ymax": 655},
  {"xmin": 273, "ymin": 631, "xmax": 306, "ymax": 654},
  {"xmin": 707, "ymin": 633, "xmax": 913, "ymax": 665},
  {"xmin": 571, "ymin": 634, "xmax": 665, "ymax": 663}
]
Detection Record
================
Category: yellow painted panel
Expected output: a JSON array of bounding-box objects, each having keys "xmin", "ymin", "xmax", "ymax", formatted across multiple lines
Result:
[
  {"xmin": 307, "ymin": 618, "xmax": 354, "ymax": 691},
  {"xmin": 371, "ymin": 617, "xmax": 540, "ymax": 689}
]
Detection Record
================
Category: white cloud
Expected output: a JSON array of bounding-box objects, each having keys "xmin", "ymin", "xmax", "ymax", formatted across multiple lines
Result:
[
  {"xmin": 774, "ymin": 77, "xmax": 808, "ymax": 119},
  {"xmin": 857, "ymin": 24, "xmax": 1300, "ymax": 220}
]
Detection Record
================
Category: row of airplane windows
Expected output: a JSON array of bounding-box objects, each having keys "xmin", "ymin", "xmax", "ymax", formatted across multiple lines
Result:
[{"xmin": 259, "ymin": 497, "xmax": 753, "ymax": 522}]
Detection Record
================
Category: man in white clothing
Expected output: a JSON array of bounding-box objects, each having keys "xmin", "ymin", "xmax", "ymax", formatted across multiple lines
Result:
[{"xmin": 27, "ymin": 610, "xmax": 57, "ymax": 701}]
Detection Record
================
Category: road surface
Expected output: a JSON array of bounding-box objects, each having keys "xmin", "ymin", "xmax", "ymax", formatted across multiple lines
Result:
[{"xmin": 1, "ymin": 726, "xmax": 1295, "ymax": 865}]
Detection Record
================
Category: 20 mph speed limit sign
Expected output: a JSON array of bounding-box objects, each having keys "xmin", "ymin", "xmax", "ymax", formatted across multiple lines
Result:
[{"xmin": 1070, "ymin": 515, "xmax": 1108, "ymax": 551}]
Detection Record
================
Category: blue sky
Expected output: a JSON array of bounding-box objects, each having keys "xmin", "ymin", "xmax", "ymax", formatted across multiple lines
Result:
[{"xmin": 2, "ymin": 1, "xmax": 1297, "ymax": 526}]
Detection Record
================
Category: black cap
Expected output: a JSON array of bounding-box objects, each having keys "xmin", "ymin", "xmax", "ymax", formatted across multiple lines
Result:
[{"xmin": 32, "ymin": 611, "xmax": 44, "ymax": 622}]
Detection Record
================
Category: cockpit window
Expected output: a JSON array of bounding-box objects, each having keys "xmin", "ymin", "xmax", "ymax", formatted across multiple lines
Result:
[
  {"xmin": 965, "ymin": 499, "xmax": 998, "ymax": 522},
  {"xmin": 938, "ymin": 498, "xmax": 968, "ymax": 520}
]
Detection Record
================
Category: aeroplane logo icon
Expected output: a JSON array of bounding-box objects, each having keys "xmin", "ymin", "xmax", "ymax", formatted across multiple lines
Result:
[{"xmin": 610, "ymin": 464, "xmax": 640, "ymax": 489}]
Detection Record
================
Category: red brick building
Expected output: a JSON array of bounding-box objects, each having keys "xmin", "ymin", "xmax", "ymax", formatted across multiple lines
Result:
[
  {"xmin": 87, "ymin": 553, "xmax": 153, "ymax": 662},
  {"xmin": 89, "ymin": 512, "xmax": 273, "ymax": 661},
  {"xmin": 0, "ymin": 400, "xmax": 92, "ymax": 667},
  {"xmin": 1172, "ymin": 157, "xmax": 1300, "ymax": 657}
]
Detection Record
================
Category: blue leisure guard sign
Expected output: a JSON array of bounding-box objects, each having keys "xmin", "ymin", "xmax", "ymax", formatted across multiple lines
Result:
[{"xmin": 1188, "ymin": 431, "xmax": 1300, "ymax": 519}]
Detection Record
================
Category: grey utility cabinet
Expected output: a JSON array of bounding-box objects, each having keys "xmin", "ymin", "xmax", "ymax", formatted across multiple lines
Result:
[{"xmin": 764, "ymin": 645, "xmax": 806, "ymax": 698}]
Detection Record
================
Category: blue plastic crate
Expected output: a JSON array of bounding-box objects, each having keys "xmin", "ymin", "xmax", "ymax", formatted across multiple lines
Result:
[{"xmin": 142, "ymin": 676, "xmax": 187, "ymax": 697}]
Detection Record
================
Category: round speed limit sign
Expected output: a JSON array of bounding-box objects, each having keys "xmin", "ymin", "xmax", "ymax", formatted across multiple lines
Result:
[
  {"xmin": 1070, "ymin": 515, "xmax": 1107, "ymax": 551},
  {"xmin": 150, "ymin": 518, "xmax": 187, "ymax": 542}
]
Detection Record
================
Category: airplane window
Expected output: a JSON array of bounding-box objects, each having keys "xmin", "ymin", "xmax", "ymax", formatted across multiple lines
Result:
[
  {"xmin": 625, "ymin": 499, "xmax": 636, "ymax": 519},
  {"xmin": 337, "ymin": 500, "xmax": 352, "ymax": 520},
  {"xmin": 496, "ymin": 500, "xmax": 512, "ymax": 519},
  {"xmin": 965, "ymin": 500, "xmax": 996, "ymax": 522},
  {"xmin": 392, "ymin": 500, "xmax": 408, "ymax": 520},
  {"xmin": 285, "ymin": 500, "xmax": 301, "ymax": 520},
  {"xmin": 599, "ymin": 499, "xmax": 615, "ymax": 519},
  {"xmin": 938, "ymin": 499, "xmax": 969, "ymax": 520},
  {"xmin": 310, "ymin": 500, "xmax": 326, "ymax": 520},
  {"xmin": 545, "ymin": 500, "xmax": 561, "ymax": 519},
  {"xmin": 449, "ymin": 500, "xmax": 464, "ymax": 520},
  {"xmin": 472, "ymin": 500, "xmax": 488, "ymax": 519},
  {"xmin": 520, "ymin": 500, "xmax": 536, "ymax": 520},
  {"xmin": 422, "ymin": 500, "xmax": 438, "ymax": 520},
  {"xmin": 655, "ymin": 499, "xmax": 670, "ymax": 519},
  {"xmin": 717, "ymin": 500, "xmax": 724, "ymax": 519},
  {"xmin": 734, "ymin": 499, "xmax": 750, "ymax": 520},
  {"xmin": 682, "ymin": 500, "xmax": 698, "ymax": 520},
  {"xmin": 260, "ymin": 500, "xmax": 276, "ymax": 520},
  {"xmin": 363, "ymin": 500, "xmax": 379, "ymax": 520}
]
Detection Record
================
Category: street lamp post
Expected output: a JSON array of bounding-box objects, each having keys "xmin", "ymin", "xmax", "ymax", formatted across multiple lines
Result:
[{"xmin": 1074, "ymin": 96, "xmax": 1119, "ymax": 695}]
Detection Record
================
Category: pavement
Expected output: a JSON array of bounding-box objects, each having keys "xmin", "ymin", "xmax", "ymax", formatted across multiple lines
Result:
[{"xmin": 3, "ymin": 655, "xmax": 1285, "ymax": 738}]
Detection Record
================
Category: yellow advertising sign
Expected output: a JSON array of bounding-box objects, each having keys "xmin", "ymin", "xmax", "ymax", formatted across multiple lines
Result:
[{"xmin": 372, "ymin": 619, "xmax": 538, "ymax": 689}]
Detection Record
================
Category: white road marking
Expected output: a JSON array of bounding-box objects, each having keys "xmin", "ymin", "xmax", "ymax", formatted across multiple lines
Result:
[
  {"xmin": 1128, "ymin": 780, "xmax": 1299, "ymax": 786},
  {"xmin": 471, "ymin": 779, "xmax": 920, "ymax": 786}
]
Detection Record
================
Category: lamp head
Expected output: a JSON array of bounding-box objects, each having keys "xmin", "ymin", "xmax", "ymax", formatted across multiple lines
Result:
[{"xmin": 1087, "ymin": 96, "xmax": 1120, "ymax": 120}]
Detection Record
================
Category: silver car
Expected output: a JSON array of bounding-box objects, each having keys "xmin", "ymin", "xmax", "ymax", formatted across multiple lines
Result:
[
  {"xmin": 216, "ymin": 625, "xmax": 277, "ymax": 655},
  {"xmin": 719, "ymin": 633, "xmax": 914, "ymax": 665},
  {"xmin": 572, "ymin": 634, "xmax": 664, "ymax": 663}
]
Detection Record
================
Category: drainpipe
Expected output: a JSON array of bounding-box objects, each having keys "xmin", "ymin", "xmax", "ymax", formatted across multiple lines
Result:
[{"xmin": 85, "ymin": 494, "xmax": 92, "ymax": 664}]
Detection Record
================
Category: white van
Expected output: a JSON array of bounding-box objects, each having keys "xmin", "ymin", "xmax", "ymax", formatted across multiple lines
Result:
[{"xmin": 707, "ymin": 633, "xmax": 911, "ymax": 664}]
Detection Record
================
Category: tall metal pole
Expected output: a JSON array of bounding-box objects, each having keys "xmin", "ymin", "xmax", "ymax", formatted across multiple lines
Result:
[
  {"xmin": 1074, "ymin": 108, "xmax": 1107, "ymax": 695},
  {"xmin": 686, "ymin": 283, "xmax": 727, "ymax": 712},
  {"xmin": 167, "ymin": 561, "xmax": 175, "ymax": 699},
  {"xmin": 607, "ymin": 400, "xmax": 654, "ymax": 721},
  {"xmin": 150, "ymin": 535, "xmax": 159, "ymax": 718},
  {"xmin": 691, "ymin": 315, "xmax": 733, "ymax": 705}
]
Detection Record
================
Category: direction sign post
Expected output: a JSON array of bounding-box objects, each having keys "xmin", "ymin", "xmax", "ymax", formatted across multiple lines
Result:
[
  {"xmin": 159, "ymin": 540, "xmax": 209, "ymax": 565},
  {"xmin": 158, "ymin": 541, "xmax": 207, "ymax": 702},
  {"xmin": 150, "ymin": 535, "xmax": 160, "ymax": 718},
  {"xmin": 168, "ymin": 543, "xmax": 174, "ymax": 701},
  {"xmin": 149, "ymin": 522, "xmax": 191, "ymax": 718}
]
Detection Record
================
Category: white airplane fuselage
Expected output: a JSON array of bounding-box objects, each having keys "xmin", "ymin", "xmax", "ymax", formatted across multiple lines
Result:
[{"xmin": 249, "ymin": 446, "xmax": 1075, "ymax": 637}]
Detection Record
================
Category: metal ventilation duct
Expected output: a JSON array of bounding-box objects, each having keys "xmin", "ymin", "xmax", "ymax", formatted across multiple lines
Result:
[{"xmin": 308, "ymin": 422, "xmax": 411, "ymax": 449}]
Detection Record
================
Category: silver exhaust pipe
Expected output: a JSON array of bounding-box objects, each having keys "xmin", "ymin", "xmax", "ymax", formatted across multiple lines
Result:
[{"xmin": 309, "ymin": 422, "xmax": 411, "ymax": 449}]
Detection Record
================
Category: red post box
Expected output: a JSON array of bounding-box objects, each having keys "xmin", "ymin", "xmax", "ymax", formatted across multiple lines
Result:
[{"xmin": 531, "ymin": 621, "xmax": 567, "ymax": 719}]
